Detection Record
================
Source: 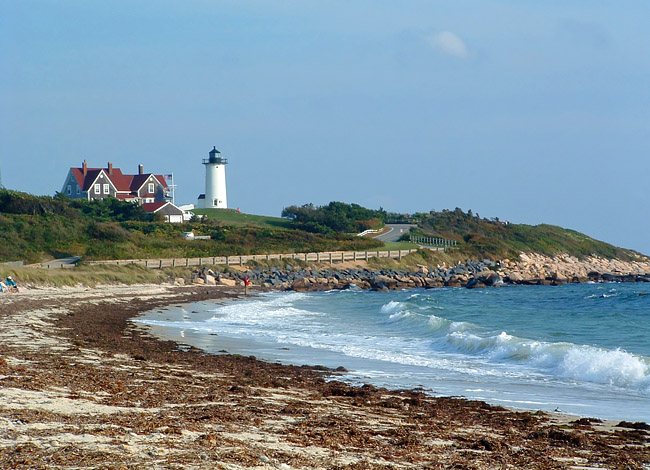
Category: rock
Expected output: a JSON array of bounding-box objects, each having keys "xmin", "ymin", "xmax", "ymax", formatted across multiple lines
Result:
[
  {"xmin": 193, "ymin": 277, "xmax": 205, "ymax": 285},
  {"xmin": 588, "ymin": 271, "xmax": 601, "ymax": 281},
  {"xmin": 174, "ymin": 277, "xmax": 185, "ymax": 286},
  {"xmin": 476, "ymin": 270, "xmax": 501, "ymax": 286},
  {"xmin": 374, "ymin": 275, "xmax": 398, "ymax": 289},
  {"xmin": 505, "ymin": 272, "xmax": 523, "ymax": 283},
  {"xmin": 218, "ymin": 278, "xmax": 237, "ymax": 287},
  {"xmin": 354, "ymin": 280, "xmax": 371, "ymax": 290},
  {"xmin": 550, "ymin": 271, "xmax": 568, "ymax": 283},
  {"xmin": 371, "ymin": 281, "xmax": 389, "ymax": 292},
  {"xmin": 425, "ymin": 278, "xmax": 444, "ymax": 288},
  {"xmin": 466, "ymin": 278, "xmax": 487, "ymax": 289},
  {"xmin": 203, "ymin": 274, "xmax": 216, "ymax": 286},
  {"xmin": 291, "ymin": 278, "xmax": 311, "ymax": 292}
]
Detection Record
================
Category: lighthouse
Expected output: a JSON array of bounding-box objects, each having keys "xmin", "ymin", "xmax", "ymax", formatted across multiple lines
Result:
[{"xmin": 198, "ymin": 146, "xmax": 228, "ymax": 209}]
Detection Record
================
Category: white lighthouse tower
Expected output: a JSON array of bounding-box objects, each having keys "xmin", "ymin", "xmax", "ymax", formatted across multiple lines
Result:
[{"xmin": 198, "ymin": 146, "xmax": 228, "ymax": 209}]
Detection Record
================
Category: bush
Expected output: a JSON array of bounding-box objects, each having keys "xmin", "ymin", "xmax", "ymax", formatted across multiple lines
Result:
[
  {"xmin": 87, "ymin": 222, "xmax": 131, "ymax": 242},
  {"xmin": 282, "ymin": 201, "xmax": 385, "ymax": 233}
]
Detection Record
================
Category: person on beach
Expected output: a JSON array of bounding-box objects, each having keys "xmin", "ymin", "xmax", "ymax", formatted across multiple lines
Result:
[
  {"xmin": 5, "ymin": 276, "xmax": 17, "ymax": 293},
  {"xmin": 243, "ymin": 276, "xmax": 250, "ymax": 296}
]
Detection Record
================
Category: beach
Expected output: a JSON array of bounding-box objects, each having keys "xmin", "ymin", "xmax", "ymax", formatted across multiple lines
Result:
[{"xmin": 1, "ymin": 284, "xmax": 649, "ymax": 469}]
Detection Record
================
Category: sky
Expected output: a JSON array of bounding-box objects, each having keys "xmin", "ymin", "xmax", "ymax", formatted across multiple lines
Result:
[{"xmin": 2, "ymin": 1, "xmax": 650, "ymax": 254}]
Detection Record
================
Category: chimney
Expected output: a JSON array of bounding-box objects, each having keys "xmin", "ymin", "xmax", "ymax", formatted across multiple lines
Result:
[
  {"xmin": 138, "ymin": 164, "xmax": 144, "ymax": 175},
  {"xmin": 82, "ymin": 160, "xmax": 87, "ymax": 176},
  {"xmin": 107, "ymin": 162, "xmax": 113, "ymax": 175}
]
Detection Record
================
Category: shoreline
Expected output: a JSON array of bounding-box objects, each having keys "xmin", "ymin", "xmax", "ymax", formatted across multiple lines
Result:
[
  {"xmin": 1, "ymin": 284, "xmax": 649, "ymax": 468},
  {"xmin": 183, "ymin": 252, "xmax": 650, "ymax": 292},
  {"xmin": 133, "ymin": 286, "xmax": 650, "ymax": 424}
]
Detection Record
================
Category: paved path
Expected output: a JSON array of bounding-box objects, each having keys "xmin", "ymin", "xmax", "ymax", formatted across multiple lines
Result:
[{"xmin": 373, "ymin": 224, "xmax": 417, "ymax": 242}]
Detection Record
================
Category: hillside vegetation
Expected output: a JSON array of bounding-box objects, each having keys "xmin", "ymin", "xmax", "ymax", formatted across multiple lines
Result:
[
  {"xmin": 0, "ymin": 190, "xmax": 381, "ymax": 264},
  {"xmin": 1, "ymin": 191, "xmax": 642, "ymax": 264},
  {"xmin": 413, "ymin": 208, "xmax": 645, "ymax": 261},
  {"xmin": 281, "ymin": 202, "xmax": 385, "ymax": 233}
]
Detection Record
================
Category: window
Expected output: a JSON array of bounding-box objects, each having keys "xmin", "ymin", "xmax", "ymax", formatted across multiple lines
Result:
[
  {"xmin": 148, "ymin": 183, "xmax": 155, "ymax": 194},
  {"xmin": 103, "ymin": 184, "xmax": 110, "ymax": 194},
  {"xmin": 76, "ymin": 186, "xmax": 80, "ymax": 195},
  {"xmin": 66, "ymin": 185, "xmax": 71, "ymax": 195},
  {"xmin": 94, "ymin": 184, "xmax": 101, "ymax": 194}
]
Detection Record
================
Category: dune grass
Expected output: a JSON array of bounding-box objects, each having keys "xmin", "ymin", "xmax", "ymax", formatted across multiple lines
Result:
[{"xmin": 0, "ymin": 264, "xmax": 172, "ymax": 288}]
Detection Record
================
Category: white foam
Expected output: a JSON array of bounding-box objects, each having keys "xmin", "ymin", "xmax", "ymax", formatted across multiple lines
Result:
[
  {"xmin": 440, "ymin": 329, "xmax": 650, "ymax": 393},
  {"xmin": 558, "ymin": 346, "xmax": 650, "ymax": 390},
  {"xmin": 380, "ymin": 301, "xmax": 403, "ymax": 314}
]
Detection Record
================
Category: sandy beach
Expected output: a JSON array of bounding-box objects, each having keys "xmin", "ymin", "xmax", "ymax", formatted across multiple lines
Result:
[{"xmin": 0, "ymin": 284, "xmax": 648, "ymax": 469}]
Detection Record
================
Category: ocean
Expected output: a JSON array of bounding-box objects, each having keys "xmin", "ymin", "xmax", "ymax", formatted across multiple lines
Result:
[{"xmin": 135, "ymin": 283, "xmax": 650, "ymax": 422}]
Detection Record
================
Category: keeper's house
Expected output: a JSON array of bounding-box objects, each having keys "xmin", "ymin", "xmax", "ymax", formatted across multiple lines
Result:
[{"xmin": 61, "ymin": 160, "xmax": 168, "ymax": 204}]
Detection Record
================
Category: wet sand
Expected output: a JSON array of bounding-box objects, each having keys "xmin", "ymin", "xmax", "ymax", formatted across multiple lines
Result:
[{"xmin": 0, "ymin": 284, "xmax": 648, "ymax": 469}]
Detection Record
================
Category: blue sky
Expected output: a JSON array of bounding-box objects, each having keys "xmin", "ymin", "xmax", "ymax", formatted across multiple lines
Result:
[{"xmin": 2, "ymin": 1, "xmax": 650, "ymax": 254}]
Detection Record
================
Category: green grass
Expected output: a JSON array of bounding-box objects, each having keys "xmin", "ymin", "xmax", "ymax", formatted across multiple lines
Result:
[
  {"xmin": 379, "ymin": 241, "xmax": 420, "ymax": 251},
  {"xmin": 191, "ymin": 208, "xmax": 291, "ymax": 228}
]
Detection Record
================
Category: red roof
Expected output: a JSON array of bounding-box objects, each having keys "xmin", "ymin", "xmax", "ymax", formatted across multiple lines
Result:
[
  {"xmin": 141, "ymin": 202, "xmax": 168, "ymax": 213},
  {"xmin": 70, "ymin": 164, "xmax": 168, "ymax": 195}
]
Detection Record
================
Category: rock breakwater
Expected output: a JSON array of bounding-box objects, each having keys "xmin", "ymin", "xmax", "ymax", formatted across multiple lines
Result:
[{"xmin": 187, "ymin": 252, "xmax": 650, "ymax": 292}]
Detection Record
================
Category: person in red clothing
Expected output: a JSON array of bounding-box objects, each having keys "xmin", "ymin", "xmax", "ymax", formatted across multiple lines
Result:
[{"xmin": 243, "ymin": 276, "xmax": 250, "ymax": 295}]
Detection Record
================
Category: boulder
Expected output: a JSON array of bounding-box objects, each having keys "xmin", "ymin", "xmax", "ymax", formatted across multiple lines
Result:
[
  {"xmin": 550, "ymin": 271, "xmax": 568, "ymax": 283},
  {"xmin": 291, "ymin": 278, "xmax": 311, "ymax": 291},
  {"xmin": 218, "ymin": 278, "xmax": 237, "ymax": 287},
  {"xmin": 505, "ymin": 272, "xmax": 524, "ymax": 283},
  {"xmin": 425, "ymin": 278, "xmax": 444, "ymax": 288},
  {"xmin": 374, "ymin": 275, "xmax": 398, "ymax": 289},
  {"xmin": 193, "ymin": 277, "xmax": 205, "ymax": 285},
  {"xmin": 203, "ymin": 274, "xmax": 217, "ymax": 286},
  {"xmin": 354, "ymin": 280, "xmax": 371, "ymax": 290},
  {"xmin": 371, "ymin": 281, "xmax": 389, "ymax": 292},
  {"xmin": 466, "ymin": 278, "xmax": 487, "ymax": 289},
  {"xmin": 174, "ymin": 277, "xmax": 185, "ymax": 286},
  {"xmin": 476, "ymin": 270, "xmax": 502, "ymax": 286}
]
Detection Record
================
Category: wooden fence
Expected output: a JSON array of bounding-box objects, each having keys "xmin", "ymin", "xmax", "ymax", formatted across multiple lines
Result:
[{"xmin": 82, "ymin": 249, "xmax": 419, "ymax": 270}]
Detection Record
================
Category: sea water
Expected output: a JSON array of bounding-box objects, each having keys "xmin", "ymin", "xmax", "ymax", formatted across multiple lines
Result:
[{"xmin": 135, "ymin": 283, "xmax": 650, "ymax": 422}]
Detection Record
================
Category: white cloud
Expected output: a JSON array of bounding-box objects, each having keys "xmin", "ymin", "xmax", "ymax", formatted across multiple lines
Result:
[{"xmin": 426, "ymin": 31, "xmax": 469, "ymax": 59}]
